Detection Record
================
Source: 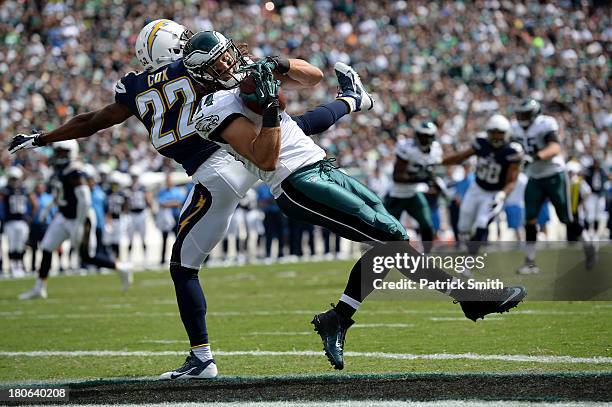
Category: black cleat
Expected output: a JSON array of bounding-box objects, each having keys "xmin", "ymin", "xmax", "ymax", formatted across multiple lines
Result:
[
  {"xmin": 455, "ymin": 286, "xmax": 527, "ymax": 322},
  {"xmin": 159, "ymin": 351, "xmax": 218, "ymax": 380},
  {"xmin": 311, "ymin": 305, "xmax": 354, "ymax": 370}
]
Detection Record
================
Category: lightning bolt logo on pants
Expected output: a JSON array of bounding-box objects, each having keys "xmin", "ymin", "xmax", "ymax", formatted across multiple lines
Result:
[{"xmin": 178, "ymin": 195, "xmax": 207, "ymax": 236}]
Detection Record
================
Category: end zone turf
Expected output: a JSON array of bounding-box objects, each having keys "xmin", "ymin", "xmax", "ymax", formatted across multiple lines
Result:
[{"xmin": 2, "ymin": 373, "xmax": 611, "ymax": 404}]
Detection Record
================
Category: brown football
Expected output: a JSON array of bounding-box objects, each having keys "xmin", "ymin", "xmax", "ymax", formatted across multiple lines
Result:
[{"xmin": 239, "ymin": 74, "xmax": 286, "ymax": 115}]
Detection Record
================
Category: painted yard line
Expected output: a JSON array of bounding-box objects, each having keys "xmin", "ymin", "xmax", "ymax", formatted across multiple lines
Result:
[
  {"xmin": 3, "ymin": 308, "xmax": 607, "ymax": 320},
  {"xmin": 429, "ymin": 317, "xmax": 501, "ymax": 321},
  {"xmin": 246, "ymin": 332, "xmax": 312, "ymax": 336},
  {"xmin": 1, "ymin": 350, "xmax": 611, "ymax": 364},
  {"xmin": 353, "ymin": 324, "xmax": 414, "ymax": 328}
]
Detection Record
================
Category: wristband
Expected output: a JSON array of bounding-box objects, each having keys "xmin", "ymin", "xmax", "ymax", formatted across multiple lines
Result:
[
  {"xmin": 34, "ymin": 133, "xmax": 47, "ymax": 147},
  {"xmin": 262, "ymin": 105, "xmax": 280, "ymax": 128},
  {"xmin": 270, "ymin": 56, "xmax": 290, "ymax": 75}
]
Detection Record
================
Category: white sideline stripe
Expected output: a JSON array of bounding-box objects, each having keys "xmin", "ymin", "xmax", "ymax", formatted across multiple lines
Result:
[
  {"xmin": 353, "ymin": 323, "xmax": 414, "ymax": 328},
  {"xmin": 1, "ymin": 350, "xmax": 611, "ymax": 364},
  {"xmin": 247, "ymin": 332, "xmax": 311, "ymax": 336},
  {"xmin": 429, "ymin": 317, "xmax": 501, "ymax": 321},
  {"xmin": 2, "ymin": 308, "xmax": 609, "ymax": 320}
]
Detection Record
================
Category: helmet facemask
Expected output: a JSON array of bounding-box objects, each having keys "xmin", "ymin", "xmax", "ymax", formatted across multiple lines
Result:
[
  {"xmin": 184, "ymin": 33, "xmax": 249, "ymax": 90},
  {"xmin": 487, "ymin": 129, "xmax": 508, "ymax": 149},
  {"xmin": 516, "ymin": 100, "xmax": 541, "ymax": 129},
  {"xmin": 415, "ymin": 132, "xmax": 435, "ymax": 152}
]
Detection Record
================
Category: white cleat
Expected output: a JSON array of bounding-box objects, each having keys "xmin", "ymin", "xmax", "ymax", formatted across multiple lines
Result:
[
  {"xmin": 18, "ymin": 284, "xmax": 47, "ymax": 300},
  {"xmin": 516, "ymin": 262, "xmax": 540, "ymax": 275},
  {"xmin": 116, "ymin": 262, "xmax": 134, "ymax": 291},
  {"xmin": 334, "ymin": 62, "xmax": 374, "ymax": 112},
  {"xmin": 159, "ymin": 351, "xmax": 218, "ymax": 380}
]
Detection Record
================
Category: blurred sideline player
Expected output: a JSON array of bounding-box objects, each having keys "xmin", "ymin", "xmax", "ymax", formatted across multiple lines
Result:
[
  {"xmin": 583, "ymin": 158, "xmax": 608, "ymax": 238},
  {"xmin": 442, "ymin": 114, "xmax": 523, "ymax": 254},
  {"xmin": 0, "ymin": 167, "xmax": 38, "ymax": 277},
  {"xmin": 189, "ymin": 30, "xmax": 526, "ymax": 370},
  {"xmin": 385, "ymin": 121, "xmax": 441, "ymax": 252},
  {"xmin": 17, "ymin": 141, "xmax": 132, "ymax": 300},
  {"xmin": 127, "ymin": 171, "xmax": 153, "ymax": 261},
  {"xmin": 156, "ymin": 175, "xmax": 185, "ymax": 265},
  {"xmin": 105, "ymin": 171, "xmax": 128, "ymax": 260},
  {"xmin": 9, "ymin": 20, "xmax": 367, "ymax": 378}
]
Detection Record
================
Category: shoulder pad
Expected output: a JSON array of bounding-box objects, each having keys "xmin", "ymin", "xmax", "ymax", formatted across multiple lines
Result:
[
  {"xmin": 395, "ymin": 139, "xmax": 415, "ymax": 160},
  {"xmin": 535, "ymin": 115, "xmax": 559, "ymax": 131},
  {"xmin": 114, "ymin": 71, "xmax": 138, "ymax": 94},
  {"xmin": 193, "ymin": 90, "xmax": 246, "ymax": 140},
  {"xmin": 506, "ymin": 142, "xmax": 524, "ymax": 162}
]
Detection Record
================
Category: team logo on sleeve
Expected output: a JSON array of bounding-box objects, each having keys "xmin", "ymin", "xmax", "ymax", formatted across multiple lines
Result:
[{"xmin": 195, "ymin": 115, "xmax": 220, "ymax": 135}]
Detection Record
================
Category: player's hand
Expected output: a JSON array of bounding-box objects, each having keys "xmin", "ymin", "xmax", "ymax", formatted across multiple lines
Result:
[
  {"xmin": 250, "ymin": 65, "xmax": 280, "ymax": 109},
  {"xmin": 260, "ymin": 56, "xmax": 290, "ymax": 75},
  {"xmin": 8, "ymin": 133, "xmax": 44, "ymax": 154},
  {"xmin": 490, "ymin": 191, "xmax": 506, "ymax": 217}
]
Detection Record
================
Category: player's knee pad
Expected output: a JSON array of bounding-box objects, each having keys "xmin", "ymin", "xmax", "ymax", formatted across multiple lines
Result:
[{"xmin": 525, "ymin": 223, "xmax": 537, "ymax": 242}]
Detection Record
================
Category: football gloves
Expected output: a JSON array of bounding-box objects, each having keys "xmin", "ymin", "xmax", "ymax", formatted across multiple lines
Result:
[
  {"xmin": 240, "ymin": 63, "xmax": 280, "ymax": 109},
  {"xmin": 8, "ymin": 133, "xmax": 45, "ymax": 154}
]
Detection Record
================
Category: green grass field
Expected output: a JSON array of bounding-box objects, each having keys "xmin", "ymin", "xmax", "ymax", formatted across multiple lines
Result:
[{"xmin": 0, "ymin": 257, "xmax": 611, "ymax": 384}]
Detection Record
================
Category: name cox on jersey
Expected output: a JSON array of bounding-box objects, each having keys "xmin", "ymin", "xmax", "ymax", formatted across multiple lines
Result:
[{"xmin": 148, "ymin": 68, "xmax": 169, "ymax": 87}]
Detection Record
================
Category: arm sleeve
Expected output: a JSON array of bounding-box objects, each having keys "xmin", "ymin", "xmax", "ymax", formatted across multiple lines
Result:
[{"xmin": 291, "ymin": 100, "xmax": 350, "ymax": 136}]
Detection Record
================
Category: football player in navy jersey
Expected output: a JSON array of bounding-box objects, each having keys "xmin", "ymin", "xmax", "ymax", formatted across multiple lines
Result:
[
  {"xmin": 126, "ymin": 172, "xmax": 153, "ymax": 262},
  {"xmin": 8, "ymin": 19, "xmax": 371, "ymax": 378},
  {"xmin": 17, "ymin": 141, "xmax": 132, "ymax": 300},
  {"xmin": 0, "ymin": 167, "xmax": 38, "ymax": 277},
  {"xmin": 104, "ymin": 172, "xmax": 129, "ymax": 260},
  {"xmin": 443, "ymin": 114, "xmax": 523, "ymax": 254}
]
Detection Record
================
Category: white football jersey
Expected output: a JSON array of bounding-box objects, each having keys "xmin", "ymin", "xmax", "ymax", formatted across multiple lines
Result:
[
  {"xmin": 193, "ymin": 89, "xmax": 325, "ymax": 198},
  {"xmin": 389, "ymin": 139, "xmax": 443, "ymax": 198},
  {"xmin": 512, "ymin": 115, "xmax": 565, "ymax": 179}
]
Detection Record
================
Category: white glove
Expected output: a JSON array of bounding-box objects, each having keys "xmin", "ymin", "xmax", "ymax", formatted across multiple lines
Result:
[
  {"xmin": 490, "ymin": 191, "xmax": 506, "ymax": 217},
  {"xmin": 8, "ymin": 133, "xmax": 44, "ymax": 154}
]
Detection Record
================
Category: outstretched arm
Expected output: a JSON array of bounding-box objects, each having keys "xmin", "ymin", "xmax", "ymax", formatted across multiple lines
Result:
[
  {"xmin": 265, "ymin": 56, "xmax": 323, "ymax": 89},
  {"xmin": 9, "ymin": 103, "xmax": 132, "ymax": 153},
  {"xmin": 442, "ymin": 147, "xmax": 475, "ymax": 165},
  {"xmin": 37, "ymin": 103, "xmax": 133, "ymax": 145}
]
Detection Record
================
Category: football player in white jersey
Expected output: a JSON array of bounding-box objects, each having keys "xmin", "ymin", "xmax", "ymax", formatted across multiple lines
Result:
[
  {"xmin": 385, "ymin": 121, "xmax": 443, "ymax": 251},
  {"xmin": 442, "ymin": 114, "xmax": 523, "ymax": 255},
  {"xmin": 512, "ymin": 99, "xmax": 572, "ymax": 274},
  {"xmin": 188, "ymin": 30, "xmax": 527, "ymax": 371}
]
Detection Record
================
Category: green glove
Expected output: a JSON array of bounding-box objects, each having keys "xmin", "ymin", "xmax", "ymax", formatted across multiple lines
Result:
[{"xmin": 245, "ymin": 64, "xmax": 280, "ymax": 109}]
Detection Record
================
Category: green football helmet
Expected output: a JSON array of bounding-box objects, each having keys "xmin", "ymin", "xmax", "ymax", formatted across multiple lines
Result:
[
  {"xmin": 183, "ymin": 30, "xmax": 250, "ymax": 89},
  {"xmin": 515, "ymin": 99, "xmax": 541, "ymax": 128},
  {"xmin": 414, "ymin": 121, "xmax": 438, "ymax": 152}
]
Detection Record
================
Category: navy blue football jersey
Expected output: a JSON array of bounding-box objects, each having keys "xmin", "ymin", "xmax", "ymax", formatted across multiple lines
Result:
[
  {"xmin": 1, "ymin": 186, "xmax": 29, "ymax": 221},
  {"xmin": 584, "ymin": 167, "xmax": 607, "ymax": 195},
  {"xmin": 51, "ymin": 164, "xmax": 87, "ymax": 219},
  {"xmin": 114, "ymin": 60, "xmax": 219, "ymax": 175},
  {"xmin": 472, "ymin": 137, "xmax": 523, "ymax": 191},
  {"xmin": 106, "ymin": 191, "xmax": 127, "ymax": 219},
  {"xmin": 127, "ymin": 186, "xmax": 147, "ymax": 212}
]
